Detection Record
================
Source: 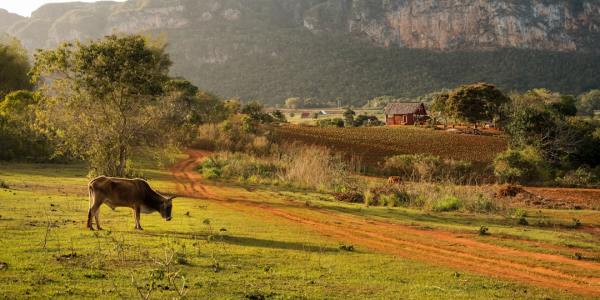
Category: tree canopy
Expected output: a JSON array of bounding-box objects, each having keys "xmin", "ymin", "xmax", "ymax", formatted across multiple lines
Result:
[
  {"xmin": 445, "ymin": 83, "xmax": 509, "ymax": 127},
  {"xmin": 0, "ymin": 37, "xmax": 31, "ymax": 99},
  {"xmin": 31, "ymin": 35, "xmax": 180, "ymax": 176},
  {"xmin": 577, "ymin": 90, "xmax": 600, "ymax": 116}
]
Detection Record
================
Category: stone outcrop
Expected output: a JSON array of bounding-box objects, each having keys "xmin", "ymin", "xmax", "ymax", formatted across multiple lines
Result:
[{"xmin": 304, "ymin": 0, "xmax": 600, "ymax": 52}]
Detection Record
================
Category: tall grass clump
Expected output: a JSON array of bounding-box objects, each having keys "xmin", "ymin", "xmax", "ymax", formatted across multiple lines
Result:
[
  {"xmin": 198, "ymin": 143, "xmax": 355, "ymax": 192},
  {"xmin": 383, "ymin": 154, "xmax": 478, "ymax": 184},
  {"xmin": 278, "ymin": 143, "xmax": 352, "ymax": 192}
]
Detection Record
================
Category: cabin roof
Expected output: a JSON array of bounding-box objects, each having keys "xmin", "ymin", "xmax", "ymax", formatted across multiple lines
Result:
[{"xmin": 384, "ymin": 102, "xmax": 426, "ymax": 115}]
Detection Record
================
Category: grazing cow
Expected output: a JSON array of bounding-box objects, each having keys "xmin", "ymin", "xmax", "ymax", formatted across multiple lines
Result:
[
  {"xmin": 388, "ymin": 176, "xmax": 403, "ymax": 185},
  {"xmin": 87, "ymin": 176, "xmax": 175, "ymax": 230}
]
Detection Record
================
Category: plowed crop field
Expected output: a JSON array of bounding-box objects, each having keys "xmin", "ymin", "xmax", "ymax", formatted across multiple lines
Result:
[{"xmin": 274, "ymin": 125, "xmax": 508, "ymax": 166}]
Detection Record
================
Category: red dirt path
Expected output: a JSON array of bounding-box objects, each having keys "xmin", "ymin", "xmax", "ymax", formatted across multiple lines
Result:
[{"xmin": 171, "ymin": 150, "xmax": 600, "ymax": 297}]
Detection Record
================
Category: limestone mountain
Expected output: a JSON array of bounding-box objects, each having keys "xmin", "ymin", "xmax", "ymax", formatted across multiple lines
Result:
[{"xmin": 2, "ymin": 0, "xmax": 600, "ymax": 104}]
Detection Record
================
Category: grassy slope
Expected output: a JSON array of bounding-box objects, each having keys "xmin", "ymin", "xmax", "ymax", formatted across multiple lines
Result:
[{"xmin": 0, "ymin": 161, "xmax": 596, "ymax": 299}]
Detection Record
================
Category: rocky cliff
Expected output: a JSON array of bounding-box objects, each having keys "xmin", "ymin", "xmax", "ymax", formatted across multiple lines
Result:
[
  {"xmin": 304, "ymin": 0, "xmax": 600, "ymax": 52},
  {"xmin": 4, "ymin": 0, "xmax": 599, "ymax": 52}
]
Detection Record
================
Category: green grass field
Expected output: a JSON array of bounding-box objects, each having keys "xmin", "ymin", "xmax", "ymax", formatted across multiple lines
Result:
[{"xmin": 0, "ymin": 160, "xmax": 598, "ymax": 299}]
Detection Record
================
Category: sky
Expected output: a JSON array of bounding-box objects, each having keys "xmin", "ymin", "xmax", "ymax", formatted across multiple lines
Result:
[{"xmin": 1, "ymin": 0, "xmax": 126, "ymax": 17}]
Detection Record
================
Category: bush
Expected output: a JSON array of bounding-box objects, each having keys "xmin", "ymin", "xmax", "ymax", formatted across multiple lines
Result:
[
  {"xmin": 333, "ymin": 191, "xmax": 364, "ymax": 203},
  {"xmin": 466, "ymin": 194, "xmax": 497, "ymax": 213},
  {"xmin": 197, "ymin": 153, "xmax": 279, "ymax": 182},
  {"xmin": 431, "ymin": 196, "xmax": 462, "ymax": 212},
  {"xmin": 364, "ymin": 183, "xmax": 413, "ymax": 207},
  {"xmin": 493, "ymin": 147, "xmax": 550, "ymax": 185},
  {"xmin": 318, "ymin": 118, "xmax": 344, "ymax": 128},
  {"xmin": 556, "ymin": 166, "xmax": 599, "ymax": 188}
]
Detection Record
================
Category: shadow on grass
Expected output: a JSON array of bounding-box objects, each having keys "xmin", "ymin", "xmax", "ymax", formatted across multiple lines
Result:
[{"xmin": 137, "ymin": 230, "xmax": 339, "ymax": 253}]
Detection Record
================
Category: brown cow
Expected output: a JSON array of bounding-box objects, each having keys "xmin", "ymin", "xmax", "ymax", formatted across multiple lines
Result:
[{"xmin": 87, "ymin": 176, "xmax": 175, "ymax": 230}]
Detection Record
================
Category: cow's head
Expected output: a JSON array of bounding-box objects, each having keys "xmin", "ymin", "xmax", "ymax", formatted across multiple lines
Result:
[{"xmin": 161, "ymin": 196, "xmax": 175, "ymax": 221}]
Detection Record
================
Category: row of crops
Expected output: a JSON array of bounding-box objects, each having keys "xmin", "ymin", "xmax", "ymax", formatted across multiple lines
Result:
[{"xmin": 273, "ymin": 125, "xmax": 508, "ymax": 167}]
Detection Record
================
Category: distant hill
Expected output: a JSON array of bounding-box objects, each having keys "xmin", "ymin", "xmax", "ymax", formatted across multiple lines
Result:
[
  {"xmin": 0, "ymin": 9, "xmax": 25, "ymax": 32},
  {"xmin": 2, "ymin": 0, "xmax": 600, "ymax": 105}
]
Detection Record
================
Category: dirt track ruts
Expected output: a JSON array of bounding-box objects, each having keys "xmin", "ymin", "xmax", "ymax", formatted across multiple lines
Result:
[{"xmin": 171, "ymin": 150, "xmax": 600, "ymax": 297}]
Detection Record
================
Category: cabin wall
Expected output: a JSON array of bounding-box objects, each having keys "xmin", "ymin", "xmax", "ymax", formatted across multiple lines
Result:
[{"xmin": 386, "ymin": 114, "xmax": 415, "ymax": 125}]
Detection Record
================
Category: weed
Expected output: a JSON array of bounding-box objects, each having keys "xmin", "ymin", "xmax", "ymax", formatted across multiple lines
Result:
[
  {"xmin": 0, "ymin": 179, "xmax": 9, "ymax": 189},
  {"xmin": 339, "ymin": 244, "xmax": 355, "ymax": 252},
  {"xmin": 513, "ymin": 208, "xmax": 528, "ymax": 219},
  {"xmin": 245, "ymin": 291, "xmax": 267, "ymax": 300},
  {"xmin": 571, "ymin": 218, "xmax": 582, "ymax": 228},
  {"xmin": 478, "ymin": 226, "xmax": 490, "ymax": 236},
  {"xmin": 467, "ymin": 194, "xmax": 496, "ymax": 213},
  {"xmin": 518, "ymin": 217, "xmax": 529, "ymax": 226}
]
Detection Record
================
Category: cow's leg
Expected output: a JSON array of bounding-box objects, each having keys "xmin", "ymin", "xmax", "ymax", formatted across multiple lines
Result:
[
  {"xmin": 90, "ymin": 201, "xmax": 103, "ymax": 231},
  {"xmin": 134, "ymin": 206, "xmax": 143, "ymax": 230},
  {"xmin": 87, "ymin": 188, "xmax": 95, "ymax": 230},
  {"xmin": 87, "ymin": 208, "xmax": 94, "ymax": 230},
  {"xmin": 94, "ymin": 208, "xmax": 103, "ymax": 231}
]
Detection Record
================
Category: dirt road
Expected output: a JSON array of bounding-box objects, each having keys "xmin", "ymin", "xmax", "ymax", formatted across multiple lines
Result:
[{"xmin": 171, "ymin": 150, "xmax": 600, "ymax": 297}]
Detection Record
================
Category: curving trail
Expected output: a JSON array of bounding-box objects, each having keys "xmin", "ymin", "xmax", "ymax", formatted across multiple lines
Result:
[{"xmin": 171, "ymin": 150, "xmax": 600, "ymax": 297}]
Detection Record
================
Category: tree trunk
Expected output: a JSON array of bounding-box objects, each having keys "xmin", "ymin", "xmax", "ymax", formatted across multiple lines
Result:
[{"xmin": 116, "ymin": 144, "xmax": 127, "ymax": 177}]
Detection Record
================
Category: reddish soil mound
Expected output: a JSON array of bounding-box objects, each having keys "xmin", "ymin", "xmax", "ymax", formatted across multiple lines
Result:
[
  {"xmin": 496, "ymin": 185, "xmax": 527, "ymax": 198},
  {"xmin": 525, "ymin": 187, "xmax": 600, "ymax": 210}
]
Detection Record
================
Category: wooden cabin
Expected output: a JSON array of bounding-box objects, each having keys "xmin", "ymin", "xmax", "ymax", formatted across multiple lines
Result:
[{"xmin": 384, "ymin": 102, "xmax": 428, "ymax": 125}]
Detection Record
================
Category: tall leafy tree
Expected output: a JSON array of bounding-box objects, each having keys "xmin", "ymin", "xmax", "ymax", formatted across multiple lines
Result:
[
  {"xmin": 0, "ymin": 90, "xmax": 54, "ymax": 161},
  {"xmin": 0, "ymin": 37, "xmax": 31, "ymax": 99},
  {"xmin": 429, "ymin": 92, "xmax": 450, "ymax": 128},
  {"xmin": 31, "ymin": 34, "xmax": 174, "ymax": 176},
  {"xmin": 447, "ymin": 83, "xmax": 509, "ymax": 128}
]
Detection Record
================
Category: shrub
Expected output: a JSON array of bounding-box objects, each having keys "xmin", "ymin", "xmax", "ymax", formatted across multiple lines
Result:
[
  {"xmin": 493, "ymin": 147, "xmax": 550, "ymax": 185},
  {"xmin": 333, "ymin": 191, "xmax": 364, "ymax": 203},
  {"xmin": 466, "ymin": 194, "xmax": 496, "ymax": 213},
  {"xmin": 318, "ymin": 118, "xmax": 344, "ymax": 128},
  {"xmin": 197, "ymin": 153, "xmax": 279, "ymax": 182},
  {"xmin": 202, "ymin": 168, "xmax": 221, "ymax": 180},
  {"xmin": 556, "ymin": 166, "xmax": 599, "ymax": 188},
  {"xmin": 364, "ymin": 183, "xmax": 413, "ymax": 207},
  {"xmin": 431, "ymin": 196, "xmax": 462, "ymax": 212},
  {"xmin": 0, "ymin": 179, "xmax": 8, "ymax": 189}
]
